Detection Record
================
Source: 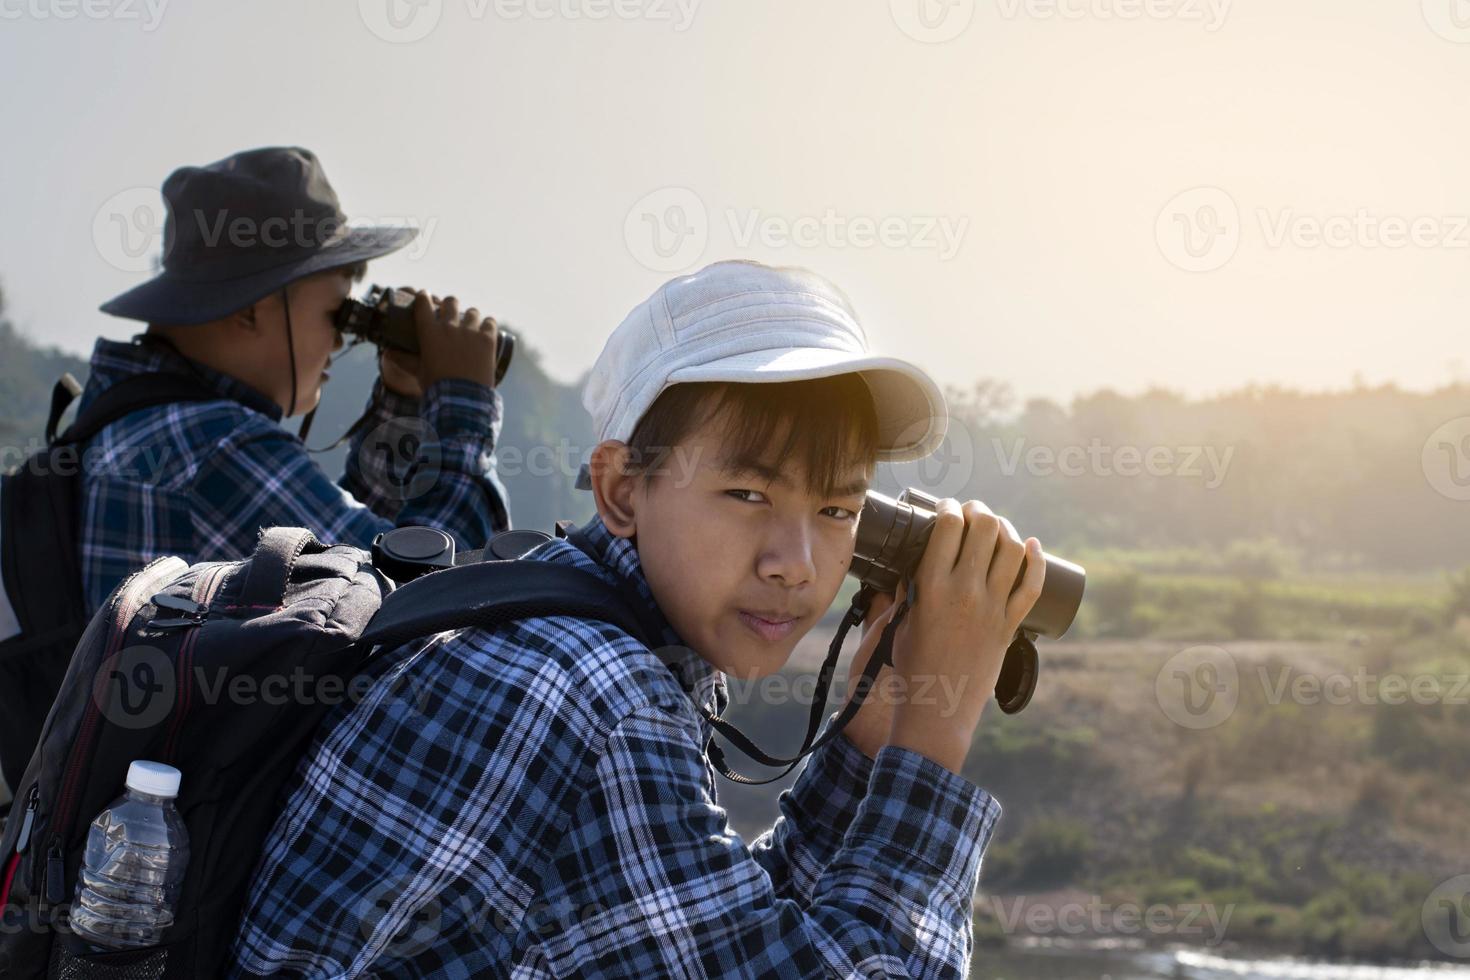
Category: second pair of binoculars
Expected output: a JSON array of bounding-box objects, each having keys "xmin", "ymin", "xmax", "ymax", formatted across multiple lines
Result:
[
  {"xmin": 334, "ymin": 284, "xmax": 517, "ymax": 387},
  {"xmin": 849, "ymin": 488, "xmax": 1086, "ymax": 715}
]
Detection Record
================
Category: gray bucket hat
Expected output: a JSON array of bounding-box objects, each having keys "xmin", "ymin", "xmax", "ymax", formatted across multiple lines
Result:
[{"xmin": 99, "ymin": 146, "xmax": 416, "ymax": 325}]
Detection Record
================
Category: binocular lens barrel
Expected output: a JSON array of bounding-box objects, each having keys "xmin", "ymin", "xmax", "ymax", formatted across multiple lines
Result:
[
  {"xmin": 334, "ymin": 286, "xmax": 516, "ymax": 387},
  {"xmin": 851, "ymin": 490, "xmax": 1085, "ymax": 640}
]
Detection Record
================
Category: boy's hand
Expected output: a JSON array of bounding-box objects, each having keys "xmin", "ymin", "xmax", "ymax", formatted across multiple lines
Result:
[
  {"xmin": 379, "ymin": 348, "xmax": 422, "ymax": 398},
  {"xmin": 380, "ymin": 289, "xmax": 499, "ymax": 397},
  {"xmin": 886, "ymin": 498, "xmax": 1046, "ymax": 774}
]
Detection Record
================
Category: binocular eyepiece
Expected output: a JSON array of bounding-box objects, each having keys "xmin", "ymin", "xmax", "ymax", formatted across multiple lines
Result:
[
  {"xmin": 849, "ymin": 488, "xmax": 1086, "ymax": 714},
  {"xmin": 334, "ymin": 284, "xmax": 516, "ymax": 387}
]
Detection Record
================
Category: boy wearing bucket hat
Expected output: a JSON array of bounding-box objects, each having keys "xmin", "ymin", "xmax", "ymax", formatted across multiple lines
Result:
[
  {"xmin": 231, "ymin": 260, "xmax": 1043, "ymax": 978},
  {"xmin": 77, "ymin": 146, "xmax": 509, "ymax": 612}
]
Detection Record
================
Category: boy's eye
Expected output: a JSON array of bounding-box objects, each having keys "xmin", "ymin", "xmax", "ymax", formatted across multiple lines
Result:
[
  {"xmin": 726, "ymin": 489, "xmax": 768, "ymax": 504},
  {"xmin": 822, "ymin": 506, "xmax": 859, "ymax": 521}
]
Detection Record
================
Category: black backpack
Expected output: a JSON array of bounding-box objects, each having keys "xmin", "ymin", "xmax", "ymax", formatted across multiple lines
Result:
[
  {"xmin": 0, "ymin": 372, "xmax": 224, "ymax": 795},
  {"xmin": 0, "ymin": 523, "xmax": 660, "ymax": 980}
]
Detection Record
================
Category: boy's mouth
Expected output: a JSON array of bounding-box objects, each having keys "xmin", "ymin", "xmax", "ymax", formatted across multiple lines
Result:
[{"xmin": 737, "ymin": 610, "xmax": 801, "ymax": 643}]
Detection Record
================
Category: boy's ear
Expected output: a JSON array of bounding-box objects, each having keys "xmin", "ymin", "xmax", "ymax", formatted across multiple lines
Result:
[
  {"xmin": 224, "ymin": 300, "xmax": 263, "ymax": 336},
  {"xmin": 589, "ymin": 440, "xmax": 639, "ymax": 539}
]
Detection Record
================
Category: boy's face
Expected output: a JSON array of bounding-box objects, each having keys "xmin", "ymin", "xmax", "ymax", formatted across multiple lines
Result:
[
  {"xmin": 252, "ymin": 269, "xmax": 351, "ymax": 415},
  {"xmin": 603, "ymin": 412, "xmax": 872, "ymax": 680}
]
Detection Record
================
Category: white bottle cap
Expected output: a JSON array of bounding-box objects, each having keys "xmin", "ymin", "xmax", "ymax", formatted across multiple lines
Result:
[{"xmin": 125, "ymin": 760, "xmax": 182, "ymax": 799}]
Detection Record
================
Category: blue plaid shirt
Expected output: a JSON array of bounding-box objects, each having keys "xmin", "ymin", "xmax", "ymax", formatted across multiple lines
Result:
[
  {"xmin": 75, "ymin": 336, "xmax": 509, "ymax": 613},
  {"xmin": 229, "ymin": 515, "xmax": 1003, "ymax": 979}
]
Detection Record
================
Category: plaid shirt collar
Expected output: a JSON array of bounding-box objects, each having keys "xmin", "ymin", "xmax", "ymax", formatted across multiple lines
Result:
[
  {"xmin": 81, "ymin": 334, "xmax": 285, "ymax": 422},
  {"xmin": 567, "ymin": 515, "xmax": 728, "ymax": 721}
]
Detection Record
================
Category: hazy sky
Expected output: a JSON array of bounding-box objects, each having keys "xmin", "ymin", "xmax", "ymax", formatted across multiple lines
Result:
[{"xmin": 2, "ymin": 0, "xmax": 1467, "ymax": 406}]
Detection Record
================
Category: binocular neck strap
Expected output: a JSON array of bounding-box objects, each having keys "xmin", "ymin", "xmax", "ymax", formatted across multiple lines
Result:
[
  {"xmin": 704, "ymin": 588, "xmax": 911, "ymax": 786},
  {"xmin": 297, "ymin": 406, "xmax": 317, "ymax": 443},
  {"xmin": 282, "ymin": 286, "xmax": 298, "ymax": 421},
  {"xmin": 301, "ymin": 395, "xmax": 380, "ymax": 455},
  {"xmin": 301, "ymin": 345, "xmax": 385, "ymax": 454}
]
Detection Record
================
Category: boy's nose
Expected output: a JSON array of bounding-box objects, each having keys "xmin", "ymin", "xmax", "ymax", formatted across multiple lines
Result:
[{"xmin": 757, "ymin": 521, "xmax": 817, "ymax": 588}]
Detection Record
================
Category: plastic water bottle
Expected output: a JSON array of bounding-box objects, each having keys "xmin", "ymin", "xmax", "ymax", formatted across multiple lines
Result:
[{"xmin": 69, "ymin": 761, "xmax": 190, "ymax": 950}]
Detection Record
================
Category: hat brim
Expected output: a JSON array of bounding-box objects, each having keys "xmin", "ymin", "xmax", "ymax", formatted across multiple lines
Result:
[
  {"xmin": 665, "ymin": 347, "xmax": 947, "ymax": 462},
  {"xmin": 98, "ymin": 225, "xmax": 417, "ymax": 325}
]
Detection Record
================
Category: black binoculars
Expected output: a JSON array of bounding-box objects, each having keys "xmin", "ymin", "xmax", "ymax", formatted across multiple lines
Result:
[
  {"xmin": 849, "ymin": 488, "xmax": 1086, "ymax": 714},
  {"xmin": 334, "ymin": 285, "xmax": 516, "ymax": 387}
]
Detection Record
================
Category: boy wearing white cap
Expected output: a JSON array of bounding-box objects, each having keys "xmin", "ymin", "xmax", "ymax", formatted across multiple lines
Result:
[{"xmin": 231, "ymin": 260, "xmax": 1044, "ymax": 978}]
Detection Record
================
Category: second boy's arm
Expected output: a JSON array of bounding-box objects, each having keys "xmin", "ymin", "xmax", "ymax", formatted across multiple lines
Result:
[
  {"xmin": 339, "ymin": 288, "xmax": 509, "ymax": 536},
  {"xmin": 337, "ymin": 375, "xmax": 511, "ymax": 536},
  {"xmin": 189, "ymin": 392, "xmax": 507, "ymax": 560}
]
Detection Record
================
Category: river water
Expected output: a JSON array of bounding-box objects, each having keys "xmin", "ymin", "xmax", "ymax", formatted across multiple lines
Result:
[{"xmin": 973, "ymin": 943, "xmax": 1470, "ymax": 978}]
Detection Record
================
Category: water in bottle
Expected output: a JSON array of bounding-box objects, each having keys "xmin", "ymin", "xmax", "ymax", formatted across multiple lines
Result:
[{"xmin": 69, "ymin": 760, "xmax": 190, "ymax": 951}]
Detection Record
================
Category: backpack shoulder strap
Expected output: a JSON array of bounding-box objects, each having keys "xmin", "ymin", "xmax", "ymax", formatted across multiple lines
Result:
[
  {"xmin": 48, "ymin": 370, "xmax": 224, "ymax": 446},
  {"xmin": 239, "ymin": 527, "xmax": 328, "ymax": 609},
  {"xmin": 361, "ymin": 560, "xmax": 654, "ymax": 653}
]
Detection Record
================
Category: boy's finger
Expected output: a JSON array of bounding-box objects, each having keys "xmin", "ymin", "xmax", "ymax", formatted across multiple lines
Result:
[
  {"xmin": 1006, "ymin": 539, "xmax": 1047, "ymax": 626},
  {"xmin": 438, "ymin": 295, "xmax": 460, "ymax": 323},
  {"xmin": 915, "ymin": 498, "xmax": 965, "ymax": 587},
  {"xmin": 957, "ymin": 499, "xmax": 1001, "ymax": 578},
  {"xmin": 986, "ymin": 516, "xmax": 1027, "ymax": 595}
]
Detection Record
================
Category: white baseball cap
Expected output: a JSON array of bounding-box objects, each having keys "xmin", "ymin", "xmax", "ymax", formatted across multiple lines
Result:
[{"xmin": 577, "ymin": 260, "xmax": 946, "ymax": 487}]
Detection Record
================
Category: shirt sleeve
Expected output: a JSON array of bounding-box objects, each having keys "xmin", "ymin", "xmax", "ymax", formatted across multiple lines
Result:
[
  {"xmin": 189, "ymin": 385, "xmax": 508, "ymax": 560},
  {"xmin": 337, "ymin": 377, "xmax": 510, "ymax": 542},
  {"xmin": 531, "ymin": 704, "xmax": 1002, "ymax": 979},
  {"xmin": 747, "ymin": 732, "xmax": 876, "ymax": 905}
]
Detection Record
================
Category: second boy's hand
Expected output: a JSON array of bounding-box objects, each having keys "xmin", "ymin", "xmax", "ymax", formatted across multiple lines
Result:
[{"xmin": 379, "ymin": 289, "xmax": 500, "ymax": 398}]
